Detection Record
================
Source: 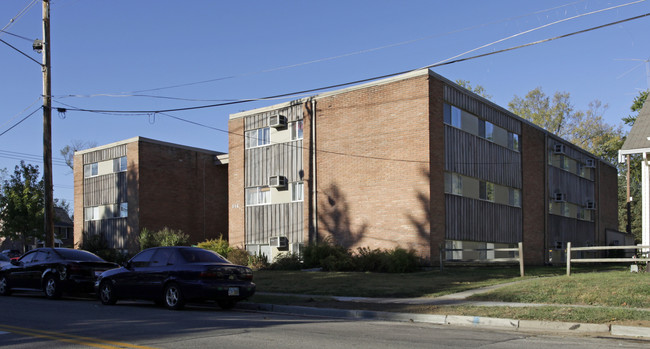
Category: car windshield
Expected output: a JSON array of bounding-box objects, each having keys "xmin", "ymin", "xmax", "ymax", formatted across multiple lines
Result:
[
  {"xmin": 179, "ymin": 248, "xmax": 229, "ymax": 264},
  {"xmin": 55, "ymin": 249, "xmax": 104, "ymax": 262},
  {"xmin": 0, "ymin": 254, "xmax": 9, "ymax": 261}
]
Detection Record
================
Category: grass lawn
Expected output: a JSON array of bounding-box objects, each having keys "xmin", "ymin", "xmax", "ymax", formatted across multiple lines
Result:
[{"xmin": 249, "ymin": 265, "xmax": 650, "ymax": 325}]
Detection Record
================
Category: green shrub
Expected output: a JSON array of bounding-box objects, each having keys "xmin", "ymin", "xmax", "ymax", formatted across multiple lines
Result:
[
  {"xmin": 139, "ymin": 227, "xmax": 189, "ymax": 250},
  {"xmin": 226, "ymin": 247, "xmax": 250, "ymax": 266},
  {"xmin": 270, "ymin": 252, "xmax": 303, "ymax": 270},
  {"xmin": 303, "ymin": 237, "xmax": 350, "ymax": 269},
  {"xmin": 248, "ymin": 253, "xmax": 270, "ymax": 271},
  {"xmin": 353, "ymin": 247, "xmax": 386, "ymax": 272},
  {"xmin": 196, "ymin": 236, "xmax": 232, "ymax": 257},
  {"xmin": 80, "ymin": 233, "xmax": 131, "ymax": 264},
  {"xmin": 384, "ymin": 247, "xmax": 420, "ymax": 273}
]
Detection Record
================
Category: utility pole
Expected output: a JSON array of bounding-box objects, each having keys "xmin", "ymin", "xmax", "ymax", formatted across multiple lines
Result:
[{"xmin": 42, "ymin": 0, "xmax": 54, "ymax": 247}]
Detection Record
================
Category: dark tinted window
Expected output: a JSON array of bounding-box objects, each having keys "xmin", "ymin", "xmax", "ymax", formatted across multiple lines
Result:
[
  {"xmin": 30, "ymin": 251, "xmax": 49, "ymax": 263},
  {"xmin": 179, "ymin": 248, "xmax": 229, "ymax": 264},
  {"xmin": 0, "ymin": 254, "xmax": 9, "ymax": 262},
  {"xmin": 19, "ymin": 251, "xmax": 36, "ymax": 263},
  {"xmin": 55, "ymin": 249, "xmax": 103, "ymax": 262},
  {"xmin": 130, "ymin": 249, "xmax": 156, "ymax": 267},
  {"xmin": 150, "ymin": 248, "xmax": 175, "ymax": 267}
]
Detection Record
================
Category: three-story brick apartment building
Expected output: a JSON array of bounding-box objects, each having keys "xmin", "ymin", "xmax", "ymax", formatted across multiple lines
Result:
[
  {"xmin": 74, "ymin": 137, "xmax": 229, "ymax": 253},
  {"xmin": 228, "ymin": 69, "xmax": 618, "ymax": 265}
]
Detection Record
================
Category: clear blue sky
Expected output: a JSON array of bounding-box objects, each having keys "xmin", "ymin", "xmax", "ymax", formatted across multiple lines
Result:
[{"xmin": 1, "ymin": 0, "xmax": 649, "ymax": 209}]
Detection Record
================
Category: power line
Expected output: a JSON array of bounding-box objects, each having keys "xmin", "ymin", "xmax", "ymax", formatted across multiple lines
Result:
[
  {"xmin": 61, "ymin": 0, "xmax": 592, "ymax": 97},
  {"xmin": 0, "ymin": 29, "xmax": 34, "ymax": 42},
  {"xmin": 1, "ymin": 0, "xmax": 39, "ymax": 33},
  {"xmin": 0, "ymin": 107, "xmax": 41, "ymax": 137},
  {"xmin": 0, "ymin": 37, "xmax": 42, "ymax": 66},
  {"xmin": 55, "ymin": 12, "xmax": 650, "ymax": 115}
]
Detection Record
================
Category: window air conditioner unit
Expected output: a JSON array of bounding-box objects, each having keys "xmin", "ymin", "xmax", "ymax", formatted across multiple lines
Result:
[
  {"xmin": 269, "ymin": 114, "xmax": 287, "ymax": 128},
  {"xmin": 585, "ymin": 200, "xmax": 595, "ymax": 210},
  {"xmin": 585, "ymin": 158, "xmax": 595, "ymax": 168},
  {"xmin": 553, "ymin": 192, "xmax": 566, "ymax": 202},
  {"xmin": 269, "ymin": 175, "xmax": 287, "ymax": 188},
  {"xmin": 269, "ymin": 236, "xmax": 288, "ymax": 248},
  {"xmin": 553, "ymin": 144, "xmax": 566, "ymax": 154}
]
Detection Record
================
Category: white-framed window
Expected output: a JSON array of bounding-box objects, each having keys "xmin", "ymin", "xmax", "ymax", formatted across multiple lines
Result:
[
  {"xmin": 291, "ymin": 120, "xmax": 303, "ymax": 140},
  {"xmin": 291, "ymin": 182, "xmax": 304, "ymax": 202},
  {"xmin": 84, "ymin": 162, "xmax": 98, "ymax": 178},
  {"xmin": 245, "ymin": 127, "xmax": 271, "ymax": 149},
  {"xmin": 245, "ymin": 187, "xmax": 271, "ymax": 206},
  {"xmin": 114, "ymin": 156, "xmax": 127, "ymax": 172},
  {"xmin": 84, "ymin": 206, "xmax": 100, "ymax": 221}
]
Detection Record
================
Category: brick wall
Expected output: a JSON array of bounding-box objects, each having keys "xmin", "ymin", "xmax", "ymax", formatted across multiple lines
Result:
[
  {"xmin": 428, "ymin": 77, "xmax": 446, "ymax": 262},
  {"xmin": 314, "ymin": 75, "xmax": 433, "ymax": 259},
  {"xmin": 73, "ymin": 153, "xmax": 84, "ymax": 248},
  {"xmin": 228, "ymin": 118, "xmax": 246, "ymax": 247},
  {"xmin": 521, "ymin": 123, "xmax": 547, "ymax": 265},
  {"xmin": 597, "ymin": 162, "xmax": 619, "ymax": 244},
  {"xmin": 137, "ymin": 141, "xmax": 228, "ymax": 247}
]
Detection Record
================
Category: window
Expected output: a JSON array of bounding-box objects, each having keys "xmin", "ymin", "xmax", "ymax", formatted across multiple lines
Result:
[
  {"xmin": 245, "ymin": 186, "xmax": 271, "ymax": 206},
  {"xmin": 479, "ymin": 120, "xmax": 494, "ymax": 141},
  {"xmin": 113, "ymin": 203, "xmax": 128, "ymax": 218},
  {"xmin": 130, "ymin": 249, "xmax": 156, "ymax": 268},
  {"xmin": 291, "ymin": 182, "xmax": 304, "ymax": 202},
  {"xmin": 119, "ymin": 202, "xmax": 128, "ymax": 217},
  {"xmin": 444, "ymin": 173, "xmax": 463, "ymax": 195},
  {"xmin": 443, "ymin": 104, "xmax": 462, "ymax": 128},
  {"xmin": 509, "ymin": 188, "xmax": 521, "ymax": 207},
  {"xmin": 245, "ymin": 127, "xmax": 270, "ymax": 148},
  {"xmin": 291, "ymin": 120, "xmax": 303, "ymax": 140},
  {"xmin": 113, "ymin": 156, "xmax": 127, "ymax": 172},
  {"xmin": 479, "ymin": 181, "xmax": 495, "ymax": 201},
  {"xmin": 84, "ymin": 206, "xmax": 100, "ymax": 221},
  {"xmin": 508, "ymin": 133, "xmax": 520, "ymax": 152},
  {"xmin": 84, "ymin": 162, "xmax": 98, "ymax": 178}
]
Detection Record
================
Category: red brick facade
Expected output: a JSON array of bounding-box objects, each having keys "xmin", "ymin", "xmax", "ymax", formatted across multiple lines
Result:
[
  {"xmin": 74, "ymin": 138, "xmax": 228, "ymax": 253},
  {"xmin": 226, "ymin": 69, "xmax": 620, "ymax": 266}
]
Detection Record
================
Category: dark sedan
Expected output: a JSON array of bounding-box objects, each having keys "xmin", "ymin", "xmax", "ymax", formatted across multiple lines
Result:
[
  {"xmin": 0, "ymin": 248, "xmax": 118, "ymax": 299},
  {"xmin": 96, "ymin": 246, "xmax": 256, "ymax": 310}
]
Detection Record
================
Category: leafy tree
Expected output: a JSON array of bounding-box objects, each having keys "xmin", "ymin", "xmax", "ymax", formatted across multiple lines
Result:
[
  {"xmin": 622, "ymin": 90, "xmax": 649, "ymax": 127},
  {"xmin": 0, "ymin": 162, "xmax": 45, "ymax": 249},
  {"xmin": 60, "ymin": 140, "xmax": 97, "ymax": 170},
  {"xmin": 508, "ymin": 87, "xmax": 624, "ymax": 165},
  {"xmin": 455, "ymin": 79, "xmax": 492, "ymax": 99}
]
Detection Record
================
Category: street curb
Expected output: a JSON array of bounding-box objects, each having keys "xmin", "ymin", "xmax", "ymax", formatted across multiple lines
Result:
[{"xmin": 238, "ymin": 302, "xmax": 650, "ymax": 339}]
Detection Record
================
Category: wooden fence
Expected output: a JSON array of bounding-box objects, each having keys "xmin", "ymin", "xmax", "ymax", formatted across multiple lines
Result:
[
  {"xmin": 439, "ymin": 242, "xmax": 524, "ymax": 277},
  {"xmin": 566, "ymin": 242, "xmax": 650, "ymax": 276}
]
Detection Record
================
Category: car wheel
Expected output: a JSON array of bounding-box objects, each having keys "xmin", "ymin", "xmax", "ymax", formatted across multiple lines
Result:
[
  {"xmin": 44, "ymin": 275, "xmax": 62, "ymax": 299},
  {"xmin": 163, "ymin": 283, "xmax": 185, "ymax": 310},
  {"xmin": 217, "ymin": 300, "xmax": 236, "ymax": 310},
  {"xmin": 99, "ymin": 280, "xmax": 117, "ymax": 305},
  {"xmin": 0, "ymin": 276, "xmax": 11, "ymax": 296}
]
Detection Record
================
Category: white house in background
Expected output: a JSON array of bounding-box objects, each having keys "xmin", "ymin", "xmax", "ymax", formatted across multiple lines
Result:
[{"xmin": 619, "ymin": 101, "xmax": 650, "ymax": 249}]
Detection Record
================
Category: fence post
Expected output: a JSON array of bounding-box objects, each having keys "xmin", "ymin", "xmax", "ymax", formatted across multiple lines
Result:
[
  {"xmin": 439, "ymin": 242, "xmax": 444, "ymax": 272},
  {"xmin": 518, "ymin": 242, "xmax": 524, "ymax": 277},
  {"xmin": 566, "ymin": 242, "xmax": 572, "ymax": 276}
]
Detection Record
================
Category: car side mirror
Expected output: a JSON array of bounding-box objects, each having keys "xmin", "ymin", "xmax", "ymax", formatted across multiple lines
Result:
[{"xmin": 122, "ymin": 261, "xmax": 132, "ymax": 269}]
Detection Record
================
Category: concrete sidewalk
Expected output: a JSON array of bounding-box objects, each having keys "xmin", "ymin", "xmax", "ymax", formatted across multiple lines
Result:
[{"xmin": 245, "ymin": 281, "xmax": 650, "ymax": 340}]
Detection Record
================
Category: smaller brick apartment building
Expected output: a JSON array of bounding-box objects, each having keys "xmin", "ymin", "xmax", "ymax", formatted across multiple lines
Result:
[
  {"xmin": 228, "ymin": 69, "xmax": 619, "ymax": 265},
  {"xmin": 73, "ymin": 137, "xmax": 229, "ymax": 253}
]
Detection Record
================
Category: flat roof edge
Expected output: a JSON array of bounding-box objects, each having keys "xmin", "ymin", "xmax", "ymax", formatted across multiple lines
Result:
[{"xmin": 74, "ymin": 136, "xmax": 227, "ymax": 157}]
